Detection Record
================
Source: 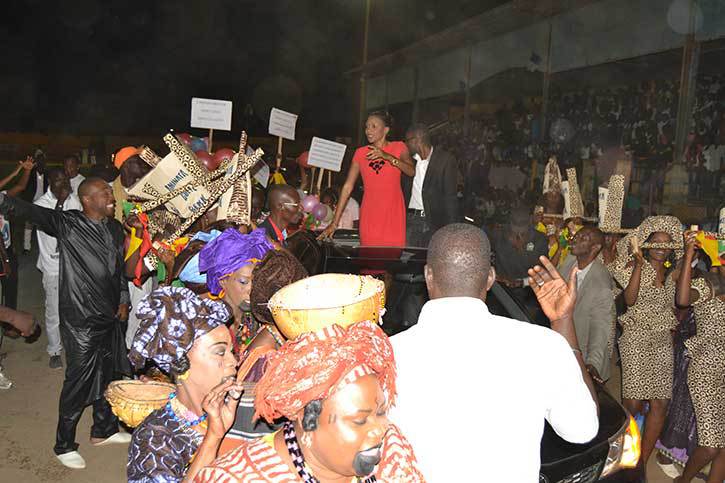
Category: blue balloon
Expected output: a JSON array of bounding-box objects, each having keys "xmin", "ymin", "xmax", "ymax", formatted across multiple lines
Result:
[{"xmin": 190, "ymin": 137, "xmax": 207, "ymax": 152}]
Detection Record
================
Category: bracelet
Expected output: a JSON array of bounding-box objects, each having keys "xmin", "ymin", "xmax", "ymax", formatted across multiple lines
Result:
[{"xmin": 571, "ymin": 348, "xmax": 582, "ymax": 355}]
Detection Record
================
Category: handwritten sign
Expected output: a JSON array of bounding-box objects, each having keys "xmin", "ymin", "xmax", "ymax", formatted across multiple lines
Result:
[
  {"xmin": 268, "ymin": 108, "xmax": 298, "ymax": 140},
  {"xmin": 191, "ymin": 98, "xmax": 233, "ymax": 131},
  {"xmin": 307, "ymin": 137, "xmax": 347, "ymax": 172}
]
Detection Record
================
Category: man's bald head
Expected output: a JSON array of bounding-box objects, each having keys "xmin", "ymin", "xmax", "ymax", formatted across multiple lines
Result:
[
  {"xmin": 426, "ymin": 224, "xmax": 494, "ymax": 300},
  {"xmin": 78, "ymin": 176, "xmax": 106, "ymax": 199},
  {"xmin": 268, "ymin": 184, "xmax": 302, "ymax": 227},
  {"xmin": 78, "ymin": 176, "xmax": 116, "ymax": 220},
  {"xmin": 268, "ymin": 184, "xmax": 299, "ymax": 208}
]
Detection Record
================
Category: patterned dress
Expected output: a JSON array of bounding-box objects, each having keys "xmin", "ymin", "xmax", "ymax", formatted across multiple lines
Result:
[
  {"xmin": 686, "ymin": 281, "xmax": 725, "ymax": 448},
  {"xmin": 195, "ymin": 424, "xmax": 425, "ymax": 482},
  {"xmin": 613, "ymin": 262, "xmax": 678, "ymax": 400},
  {"xmin": 128, "ymin": 406, "xmax": 203, "ymax": 483}
]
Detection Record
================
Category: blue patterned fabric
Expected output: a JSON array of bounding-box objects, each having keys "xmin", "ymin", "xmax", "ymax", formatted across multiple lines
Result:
[
  {"xmin": 128, "ymin": 286, "xmax": 230, "ymax": 372},
  {"xmin": 127, "ymin": 406, "xmax": 203, "ymax": 483}
]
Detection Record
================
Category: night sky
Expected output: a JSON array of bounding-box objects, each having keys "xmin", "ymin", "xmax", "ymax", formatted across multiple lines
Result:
[{"xmin": 2, "ymin": 0, "xmax": 505, "ymax": 138}]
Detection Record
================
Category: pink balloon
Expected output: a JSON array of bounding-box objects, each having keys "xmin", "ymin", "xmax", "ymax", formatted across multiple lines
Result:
[
  {"xmin": 301, "ymin": 194, "xmax": 319, "ymax": 213},
  {"xmin": 194, "ymin": 150, "xmax": 215, "ymax": 171},
  {"xmin": 313, "ymin": 203, "xmax": 329, "ymax": 221},
  {"xmin": 177, "ymin": 133, "xmax": 192, "ymax": 145},
  {"xmin": 213, "ymin": 148, "xmax": 235, "ymax": 167}
]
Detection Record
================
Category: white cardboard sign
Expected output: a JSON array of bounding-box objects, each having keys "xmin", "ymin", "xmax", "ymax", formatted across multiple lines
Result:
[
  {"xmin": 307, "ymin": 137, "xmax": 347, "ymax": 172},
  {"xmin": 191, "ymin": 97, "xmax": 233, "ymax": 131},
  {"xmin": 268, "ymin": 107, "xmax": 298, "ymax": 140},
  {"xmin": 251, "ymin": 159, "xmax": 270, "ymax": 188}
]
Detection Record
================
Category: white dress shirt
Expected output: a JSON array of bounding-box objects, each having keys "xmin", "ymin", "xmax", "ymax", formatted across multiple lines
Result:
[
  {"xmin": 390, "ymin": 297, "xmax": 598, "ymax": 482},
  {"xmin": 34, "ymin": 190, "xmax": 82, "ymax": 275},
  {"xmin": 408, "ymin": 147, "xmax": 432, "ymax": 211},
  {"xmin": 69, "ymin": 174, "xmax": 86, "ymax": 195},
  {"xmin": 575, "ymin": 260, "xmax": 594, "ymax": 290}
]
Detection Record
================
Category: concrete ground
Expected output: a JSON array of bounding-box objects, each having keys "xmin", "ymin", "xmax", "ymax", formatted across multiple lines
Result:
[{"xmin": 0, "ymin": 249, "xmax": 701, "ymax": 482}]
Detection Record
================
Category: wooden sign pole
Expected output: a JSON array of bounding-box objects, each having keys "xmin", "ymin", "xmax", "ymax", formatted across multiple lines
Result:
[
  {"xmin": 316, "ymin": 168, "xmax": 325, "ymax": 194},
  {"xmin": 327, "ymin": 170, "xmax": 332, "ymax": 188},
  {"xmin": 208, "ymin": 128, "xmax": 214, "ymax": 153},
  {"xmin": 309, "ymin": 167, "xmax": 317, "ymax": 193},
  {"xmin": 276, "ymin": 136, "xmax": 283, "ymax": 172}
]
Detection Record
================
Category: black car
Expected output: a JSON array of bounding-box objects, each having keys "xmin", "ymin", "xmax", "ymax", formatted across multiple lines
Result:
[{"xmin": 287, "ymin": 232, "xmax": 644, "ymax": 483}]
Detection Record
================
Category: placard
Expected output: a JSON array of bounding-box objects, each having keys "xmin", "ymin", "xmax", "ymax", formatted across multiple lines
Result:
[
  {"xmin": 307, "ymin": 137, "xmax": 347, "ymax": 172},
  {"xmin": 252, "ymin": 160, "xmax": 270, "ymax": 188},
  {"xmin": 268, "ymin": 107, "xmax": 298, "ymax": 140},
  {"xmin": 191, "ymin": 97, "xmax": 233, "ymax": 131}
]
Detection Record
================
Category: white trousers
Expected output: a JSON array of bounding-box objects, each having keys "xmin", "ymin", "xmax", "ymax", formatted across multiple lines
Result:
[
  {"xmin": 41, "ymin": 272, "xmax": 62, "ymax": 356},
  {"xmin": 125, "ymin": 278, "xmax": 156, "ymax": 349}
]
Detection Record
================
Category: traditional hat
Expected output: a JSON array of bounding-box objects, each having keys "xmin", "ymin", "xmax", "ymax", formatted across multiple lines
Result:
[
  {"xmin": 636, "ymin": 215, "xmax": 684, "ymax": 252},
  {"xmin": 114, "ymin": 146, "xmax": 140, "ymax": 169},
  {"xmin": 598, "ymin": 175, "xmax": 631, "ymax": 234},
  {"xmin": 542, "ymin": 156, "xmax": 562, "ymax": 195},
  {"xmin": 562, "ymin": 168, "xmax": 596, "ymax": 222}
]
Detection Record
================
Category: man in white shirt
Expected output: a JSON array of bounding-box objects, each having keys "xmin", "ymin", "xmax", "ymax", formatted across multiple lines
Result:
[
  {"xmin": 34, "ymin": 169, "xmax": 82, "ymax": 369},
  {"xmin": 63, "ymin": 155, "xmax": 86, "ymax": 195},
  {"xmin": 390, "ymin": 224, "xmax": 598, "ymax": 482}
]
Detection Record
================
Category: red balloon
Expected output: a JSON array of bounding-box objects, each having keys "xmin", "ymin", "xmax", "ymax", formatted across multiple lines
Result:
[
  {"xmin": 194, "ymin": 150, "xmax": 215, "ymax": 171},
  {"xmin": 212, "ymin": 148, "xmax": 235, "ymax": 167},
  {"xmin": 177, "ymin": 133, "xmax": 192, "ymax": 145}
]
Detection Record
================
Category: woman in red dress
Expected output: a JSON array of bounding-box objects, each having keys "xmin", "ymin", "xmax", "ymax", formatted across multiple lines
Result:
[{"xmin": 321, "ymin": 111, "xmax": 414, "ymax": 246}]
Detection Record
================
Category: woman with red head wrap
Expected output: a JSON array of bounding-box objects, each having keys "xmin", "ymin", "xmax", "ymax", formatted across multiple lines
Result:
[{"xmin": 196, "ymin": 321, "xmax": 424, "ymax": 482}]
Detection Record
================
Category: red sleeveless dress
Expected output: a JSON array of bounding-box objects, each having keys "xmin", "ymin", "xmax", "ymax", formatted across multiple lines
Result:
[{"xmin": 353, "ymin": 141, "xmax": 408, "ymax": 247}]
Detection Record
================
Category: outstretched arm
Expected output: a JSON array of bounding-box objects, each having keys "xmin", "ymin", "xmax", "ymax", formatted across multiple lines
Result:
[
  {"xmin": 0, "ymin": 192, "xmax": 64, "ymax": 238},
  {"xmin": 6, "ymin": 158, "xmax": 35, "ymax": 197},
  {"xmin": 0, "ymin": 157, "xmax": 34, "ymax": 192},
  {"xmin": 319, "ymin": 161, "xmax": 360, "ymax": 240}
]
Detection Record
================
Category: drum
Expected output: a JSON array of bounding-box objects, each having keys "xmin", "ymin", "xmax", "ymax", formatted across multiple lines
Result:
[
  {"xmin": 268, "ymin": 273, "xmax": 385, "ymax": 339},
  {"xmin": 105, "ymin": 380, "xmax": 174, "ymax": 428}
]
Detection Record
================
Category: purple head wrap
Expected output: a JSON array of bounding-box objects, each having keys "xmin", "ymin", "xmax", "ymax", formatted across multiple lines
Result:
[
  {"xmin": 198, "ymin": 228, "xmax": 274, "ymax": 295},
  {"xmin": 128, "ymin": 286, "xmax": 231, "ymax": 372}
]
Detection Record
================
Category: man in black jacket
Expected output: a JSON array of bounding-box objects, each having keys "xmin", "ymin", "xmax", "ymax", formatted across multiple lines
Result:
[{"xmin": 403, "ymin": 124, "xmax": 460, "ymax": 247}]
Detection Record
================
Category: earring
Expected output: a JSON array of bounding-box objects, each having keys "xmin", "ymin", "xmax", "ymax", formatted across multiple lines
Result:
[
  {"xmin": 664, "ymin": 260, "xmax": 672, "ymax": 268},
  {"xmin": 177, "ymin": 370, "xmax": 190, "ymax": 382},
  {"xmin": 300, "ymin": 431, "xmax": 312, "ymax": 448}
]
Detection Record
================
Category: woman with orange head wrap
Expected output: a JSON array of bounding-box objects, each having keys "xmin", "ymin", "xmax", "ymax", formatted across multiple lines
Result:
[{"xmin": 196, "ymin": 321, "xmax": 425, "ymax": 482}]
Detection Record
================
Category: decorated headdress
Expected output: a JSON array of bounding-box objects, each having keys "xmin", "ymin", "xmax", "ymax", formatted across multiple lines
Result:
[
  {"xmin": 637, "ymin": 215, "xmax": 684, "ymax": 252},
  {"xmin": 128, "ymin": 286, "xmax": 231, "ymax": 372},
  {"xmin": 198, "ymin": 228, "xmax": 274, "ymax": 296},
  {"xmin": 127, "ymin": 132, "xmax": 263, "ymax": 242},
  {"xmin": 598, "ymin": 174, "xmax": 631, "ymax": 234},
  {"xmin": 254, "ymin": 321, "xmax": 396, "ymax": 424},
  {"xmin": 562, "ymin": 168, "xmax": 588, "ymax": 220},
  {"xmin": 542, "ymin": 156, "xmax": 562, "ymax": 196}
]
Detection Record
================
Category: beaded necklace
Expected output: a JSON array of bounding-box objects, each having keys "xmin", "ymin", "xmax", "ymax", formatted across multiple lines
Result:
[
  {"xmin": 165, "ymin": 392, "xmax": 208, "ymax": 430},
  {"xmin": 282, "ymin": 421, "xmax": 376, "ymax": 483}
]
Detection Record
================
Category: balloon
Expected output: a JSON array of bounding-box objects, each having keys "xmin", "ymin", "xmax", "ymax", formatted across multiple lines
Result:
[
  {"xmin": 194, "ymin": 150, "xmax": 215, "ymax": 170},
  {"xmin": 301, "ymin": 194, "xmax": 319, "ymax": 213},
  {"xmin": 213, "ymin": 148, "xmax": 235, "ymax": 167},
  {"xmin": 177, "ymin": 133, "xmax": 192, "ymax": 145},
  {"xmin": 190, "ymin": 137, "xmax": 207, "ymax": 153},
  {"xmin": 313, "ymin": 203, "xmax": 329, "ymax": 222}
]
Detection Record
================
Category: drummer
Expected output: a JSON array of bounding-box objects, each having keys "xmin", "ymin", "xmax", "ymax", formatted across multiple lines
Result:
[{"xmin": 126, "ymin": 286, "xmax": 243, "ymax": 483}]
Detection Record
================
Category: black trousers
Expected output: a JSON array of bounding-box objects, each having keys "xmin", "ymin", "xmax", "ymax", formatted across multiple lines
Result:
[
  {"xmin": 54, "ymin": 317, "xmax": 119, "ymax": 455},
  {"xmin": 405, "ymin": 211, "xmax": 431, "ymax": 248},
  {"xmin": 1, "ymin": 245, "xmax": 18, "ymax": 310}
]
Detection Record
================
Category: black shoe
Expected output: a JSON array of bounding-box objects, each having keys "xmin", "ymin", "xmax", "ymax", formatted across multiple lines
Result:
[{"xmin": 49, "ymin": 355, "xmax": 63, "ymax": 369}]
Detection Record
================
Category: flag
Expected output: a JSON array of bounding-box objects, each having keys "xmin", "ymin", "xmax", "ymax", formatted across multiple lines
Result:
[{"xmin": 695, "ymin": 231, "xmax": 725, "ymax": 267}]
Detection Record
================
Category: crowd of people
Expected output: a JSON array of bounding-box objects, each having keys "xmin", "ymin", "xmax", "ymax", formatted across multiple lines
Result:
[{"xmin": 0, "ymin": 107, "xmax": 722, "ymax": 483}]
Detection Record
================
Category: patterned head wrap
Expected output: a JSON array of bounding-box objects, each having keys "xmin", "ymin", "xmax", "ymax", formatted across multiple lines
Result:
[
  {"xmin": 250, "ymin": 249, "xmax": 309, "ymax": 325},
  {"xmin": 198, "ymin": 228, "xmax": 274, "ymax": 295},
  {"xmin": 254, "ymin": 321, "xmax": 396, "ymax": 423},
  {"xmin": 129, "ymin": 286, "xmax": 231, "ymax": 372},
  {"xmin": 636, "ymin": 215, "xmax": 683, "ymax": 252}
]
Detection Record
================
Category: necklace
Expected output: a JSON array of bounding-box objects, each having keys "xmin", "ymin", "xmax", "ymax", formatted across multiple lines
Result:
[
  {"xmin": 282, "ymin": 421, "xmax": 377, "ymax": 483},
  {"xmin": 165, "ymin": 392, "xmax": 208, "ymax": 430}
]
